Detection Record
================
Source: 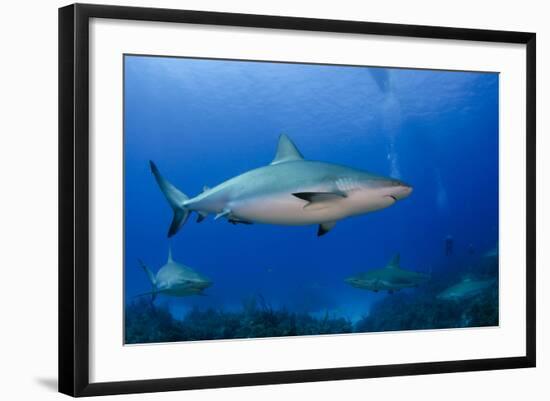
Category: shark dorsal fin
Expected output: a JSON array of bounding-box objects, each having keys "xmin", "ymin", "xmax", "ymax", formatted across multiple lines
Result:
[
  {"xmin": 386, "ymin": 253, "xmax": 400, "ymax": 269},
  {"xmin": 271, "ymin": 134, "xmax": 304, "ymax": 165},
  {"xmin": 167, "ymin": 246, "xmax": 173, "ymax": 263}
]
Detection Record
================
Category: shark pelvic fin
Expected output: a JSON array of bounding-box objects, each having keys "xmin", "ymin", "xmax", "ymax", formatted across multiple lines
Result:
[
  {"xmin": 386, "ymin": 253, "xmax": 401, "ymax": 269},
  {"xmin": 271, "ymin": 134, "xmax": 304, "ymax": 165},
  {"xmin": 318, "ymin": 221, "xmax": 337, "ymax": 236},
  {"xmin": 214, "ymin": 208, "xmax": 231, "ymax": 220}
]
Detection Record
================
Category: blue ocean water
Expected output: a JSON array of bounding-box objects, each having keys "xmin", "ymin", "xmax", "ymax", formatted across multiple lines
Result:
[{"xmin": 124, "ymin": 55, "xmax": 499, "ymax": 342}]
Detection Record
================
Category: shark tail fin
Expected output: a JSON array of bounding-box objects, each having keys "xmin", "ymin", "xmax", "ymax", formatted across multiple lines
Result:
[
  {"xmin": 149, "ymin": 161, "xmax": 190, "ymax": 237},
  {"xmin": 138, "ymin": 259, "xmax": 158, "ymax": 301}
]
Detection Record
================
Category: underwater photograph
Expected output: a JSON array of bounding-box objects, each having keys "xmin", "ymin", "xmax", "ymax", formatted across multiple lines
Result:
[{"xmin": 123, "ymin": 55, "xmax": 499, "ymax": 345}]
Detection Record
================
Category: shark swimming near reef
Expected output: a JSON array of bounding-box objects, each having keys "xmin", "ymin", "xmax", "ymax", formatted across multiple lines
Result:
[
  {"xmin": 437, "ymin": 277, "xmax": 495, "ymax": 301},
  {"xmin": 150, "ymin": 134, "xmax": 412, "ymax": 237},
  {"xmin": 344, "ymin": 254, "xmax": 430, "ymax": 294},
  {"xmin": 137, "ymin": 247, "xmax": 212, "ymax": 301}
]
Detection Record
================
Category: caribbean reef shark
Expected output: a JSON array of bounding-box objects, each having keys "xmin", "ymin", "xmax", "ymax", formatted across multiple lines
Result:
[
  {"xmin": 437, "ymin": 277, "xmax": 495, "ymax": 301},
  {"xmin": 150, "ymin": 134, "xmax": 412, "ymax": 237},
  {"xmin": 138, "ymin": 247, "xmax": 212, "ymax": 301},
  {"xmin": 345, "ymin": 254, "xmax": 429, "ymax": 294}
]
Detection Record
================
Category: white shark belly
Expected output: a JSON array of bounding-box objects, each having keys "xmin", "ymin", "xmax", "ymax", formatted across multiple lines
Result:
[
  {"xmin": 229, "ymin": 193, "xmax": 348, "ymax": 225},
  {"xmin": 190, "ymin": 179, "xmax": 396, "ymax": 225}
]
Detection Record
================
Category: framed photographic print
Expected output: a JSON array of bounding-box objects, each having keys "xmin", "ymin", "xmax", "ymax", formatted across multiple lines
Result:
[{"xmin": 58, "ymin": 3, "xmax": 536, "ymax": 397}]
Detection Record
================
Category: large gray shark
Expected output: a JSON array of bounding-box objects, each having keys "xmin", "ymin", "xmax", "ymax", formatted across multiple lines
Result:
[
  {"xmin": 150, "ymin": 134, "xmax": 412, "ymax": 237},
  {"xmin": 138, "ymin": 248, "xmax": 212, "ymax": 301},
  {"xmin": 150, "ymin": 135, "xmax": 412, "ymax": 237},
  {"xmin": 437, "ymin": 277, "xmax": 496, "ymax": 301},
  {"xmin": 345, "ymin": 254, "xmax": 429, "ymax": 294}
]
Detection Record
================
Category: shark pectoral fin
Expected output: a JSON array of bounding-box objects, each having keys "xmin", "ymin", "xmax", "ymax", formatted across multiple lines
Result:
[
  {"xmin": 133, "ymin": 290, "xmax": 158, "ymax": 302},
  {"xmin": 196, "ymin": 211, "xmax": 208, "ymax": 223},
  {"xmin": 138, "ymin": 259, "xmax": 156, "ymax": 287},
  {"xmin": 293, "ymin": 192, "xmax": 346, "ymax": 202},
  {"xmin": 214, "ymin": 208, "xmax": 231, "ymax": 220},
  {"xmin": 317, "ymin": 221, "xmax": 337, "ymax": 237},
  {"xmin": 293, "ymin": 192, "xmax": 347, "ymax": 210}
]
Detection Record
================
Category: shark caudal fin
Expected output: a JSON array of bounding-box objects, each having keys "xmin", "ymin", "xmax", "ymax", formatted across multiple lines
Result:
[
  {"xmin": 138, "ymin": 259, "xmax": 158, "ymax": 302},
  {"xmin": 149, "ymin": 161, "xmax": 190, "ymax": 237}
]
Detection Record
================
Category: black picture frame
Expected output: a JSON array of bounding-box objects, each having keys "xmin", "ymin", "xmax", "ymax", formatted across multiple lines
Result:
[{"xmin": 59, "ymin": 3, "xmax": 536, "ymax": 397}]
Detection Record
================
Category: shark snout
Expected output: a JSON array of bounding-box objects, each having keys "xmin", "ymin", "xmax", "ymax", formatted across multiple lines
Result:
[
  {"xmin": 385, "ymin": 180, "xmax": 413, "ymax": 201},
  {"xmin": 395, "ymin": 184, "xmax": 413, "ymax": 200},
  {"xmin": 192, "ymin": 277, "xmax": 212, "ymax": 291}
]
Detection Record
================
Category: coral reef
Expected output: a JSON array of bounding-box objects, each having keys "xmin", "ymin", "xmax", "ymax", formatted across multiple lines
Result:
[
  {"xmin": 354, "ymin": 284, "xmax": 498, "ymax": 333},
  {"xmin": 125, "ymin": 295, "xmax": 353, "ymax": 344}
]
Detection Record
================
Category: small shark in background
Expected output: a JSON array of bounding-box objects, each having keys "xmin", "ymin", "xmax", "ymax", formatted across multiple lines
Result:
[
  {"xmin": 345, "ymin": 254, "xmax": 430, "ymax": 294},
  {"xmin": 137, "ymin": 247, "xmax": 212, "ymax": 301},
  {"xmin": 437, "ymin": 277, "xmax": 496, "ymax": 301},
  {"xmin": 150, "ymin": 134, "xmax": 412, "ymax": 237}
]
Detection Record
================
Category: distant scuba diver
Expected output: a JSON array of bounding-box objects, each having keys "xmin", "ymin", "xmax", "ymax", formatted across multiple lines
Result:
[
  {"xmin": 150, "ymin": 134, "xmax": 412, "ymax": 237},
  {"xmin": 468, "ymin": 243, "xmax": 475, "ymax": 256},
  {"xmin": 445, "ymin": 235, "xmax": 454, "ymax": 256}
]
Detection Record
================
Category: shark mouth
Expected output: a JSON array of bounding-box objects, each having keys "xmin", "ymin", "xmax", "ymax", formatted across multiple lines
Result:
[{"xmin": 386, "ymin": 195, "xmax": 398, "ymax": 202}]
